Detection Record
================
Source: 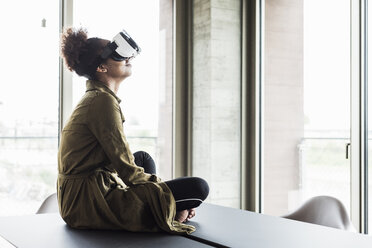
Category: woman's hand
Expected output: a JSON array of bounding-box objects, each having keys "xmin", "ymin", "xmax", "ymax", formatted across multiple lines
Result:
[{"xmin": 175, "ymin": 208, "xmax": 196, "ymax": 223}]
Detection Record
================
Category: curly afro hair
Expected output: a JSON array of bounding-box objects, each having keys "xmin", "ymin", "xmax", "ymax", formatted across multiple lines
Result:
[{"xmin": 60, "ymin": 27, "xmax": 106, "ymax": 79}]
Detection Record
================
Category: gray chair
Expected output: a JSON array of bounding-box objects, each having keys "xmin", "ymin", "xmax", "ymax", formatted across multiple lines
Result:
[
  {"xmin": 36, "ymin": 193, "xmax": 58, "ymax": 214},
  {"xmin": 282, "ymin": 195, "xmax": 356, "ymax": 232}
]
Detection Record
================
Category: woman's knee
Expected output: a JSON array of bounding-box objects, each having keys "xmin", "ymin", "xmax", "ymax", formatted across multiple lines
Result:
[
  {"xmin": 133, "ymin": 150, "xmax": 149, "ymax": 159},
  {"xmin": 133, "ymin": 151, "xmax": 156, "ymax": 174},
  {"xmin": 134, "ymin": 151, "xmax": 154, "ymax": 163},
  {"xmin": 190, "ymin": 177, "xmax": 209, "ymax": 201}
]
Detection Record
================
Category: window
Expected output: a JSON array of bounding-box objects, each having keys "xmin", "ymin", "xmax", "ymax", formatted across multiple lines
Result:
[
  {"xmin": 263, "ymin": 0, "xmax": 351, "ymax": 216},
  {"xmin": 0, "ymin": 0, "xmax": 59, "ymax": 215}
]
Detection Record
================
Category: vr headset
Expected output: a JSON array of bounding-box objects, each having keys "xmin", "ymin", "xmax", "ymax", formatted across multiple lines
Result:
[{"xmin": 101, "ymin": 29, "xmax": 141, "ymax": 61}]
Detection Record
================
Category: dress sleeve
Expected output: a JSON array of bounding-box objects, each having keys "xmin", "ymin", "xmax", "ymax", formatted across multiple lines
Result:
[{"xmin": 87, "ymin": 92, "xmax": 160, "ymax": 185}]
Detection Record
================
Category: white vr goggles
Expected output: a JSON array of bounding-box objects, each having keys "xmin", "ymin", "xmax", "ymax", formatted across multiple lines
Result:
[{"xmin": 101, "ymin": 29, "xmax": 141, "ymax": 61}]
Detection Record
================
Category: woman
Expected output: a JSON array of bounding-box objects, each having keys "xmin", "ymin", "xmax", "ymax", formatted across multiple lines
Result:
[{"xmin": 58, "ymin": 27, "xmax": 209, "ymax": 234}]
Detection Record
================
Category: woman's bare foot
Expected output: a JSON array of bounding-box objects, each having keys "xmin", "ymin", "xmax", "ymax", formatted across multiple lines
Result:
[
  {"xmin": 175, "ymin": 210, "xmax": 188, "ymax": 222},
  {"xmin": 186, "ymin": 208, "xmax": 196, "ymax": 221},
  {"xmin": 175, "ymin": 209, "xmax": 196, "ymax": 223}
]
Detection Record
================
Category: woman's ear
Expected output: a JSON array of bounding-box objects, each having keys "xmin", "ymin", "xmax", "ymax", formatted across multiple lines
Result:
[{"xmin": 96, "ymin": 64, "xmax": 108, "ymax": 73}]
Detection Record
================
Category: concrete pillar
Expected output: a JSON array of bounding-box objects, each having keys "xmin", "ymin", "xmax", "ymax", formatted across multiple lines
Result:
[
  {"xmin": 192, "ymin": 0, "xmax": 241, "ymax": 208},
  {"xmin": 264, "ymin": 0, "xmax": 304, "ymax": 215},
  {"xmin": 158, "ymin": 0, "xmax": 173, "ymax": 181}
]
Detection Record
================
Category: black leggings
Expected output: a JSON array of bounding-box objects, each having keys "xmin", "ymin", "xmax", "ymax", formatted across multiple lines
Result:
[{"xmin": 133, "ymin": 151, "xmax": 209, "ymax": 211}]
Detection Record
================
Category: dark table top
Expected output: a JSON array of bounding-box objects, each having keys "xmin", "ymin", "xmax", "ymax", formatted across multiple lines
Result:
[
  {"xmin": 0, "ymin": 213, "xmax": 211, "ymax": 248},
  {"xmin": 1, "ymin": 203, "xmax": 372, "ymax": 248},
  {"xmin": 187, "ymin": 203, "xmax": 372, "ymax": 248}
]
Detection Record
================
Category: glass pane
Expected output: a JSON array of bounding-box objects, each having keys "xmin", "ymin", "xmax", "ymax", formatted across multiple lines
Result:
[
  {"xmin": 0, "ymin": 0, "xmax": 59, "ymax": 215},
  {"xmin": 72, "ymin": 0, "xmax": 173, "ymax": 180},
  {"xmin": 263, "ymin": 0, "xmax": 350, "ymax": 216}
]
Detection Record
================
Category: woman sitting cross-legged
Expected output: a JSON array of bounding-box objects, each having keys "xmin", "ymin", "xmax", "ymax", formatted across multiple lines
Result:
[{"xmin": 57, "ymin": 27, "xmax": 209, "ymax": 234}]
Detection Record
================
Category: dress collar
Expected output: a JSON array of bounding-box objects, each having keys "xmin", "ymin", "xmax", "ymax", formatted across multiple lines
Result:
[{"xmin": 86, "ymin": 80, "xmax": 121, "ymax": 103}]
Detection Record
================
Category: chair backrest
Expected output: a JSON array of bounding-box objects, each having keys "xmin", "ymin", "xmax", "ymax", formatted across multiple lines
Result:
[
  {"xmin": 36, "ymin": 193, "xmax": 58, "ymax": 214},
  {"xmin": 282, "ymin": 196, "xmax": 356, "ymax": 232}
]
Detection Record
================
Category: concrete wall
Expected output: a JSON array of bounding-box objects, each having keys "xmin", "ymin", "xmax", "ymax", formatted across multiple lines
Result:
[
  {"xmin": 158, "ymin": 0, "xmax": 173, "ymax": 181},
  {"xmin": 192, "ymin": 0, "xmax": 241, "ymax": 208},
  {"xmin": 264, "ymin": 0, "xmax": 304, "ymax": 215}
]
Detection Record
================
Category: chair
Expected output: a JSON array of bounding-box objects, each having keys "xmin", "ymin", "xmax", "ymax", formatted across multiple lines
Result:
[
  {"xmin": 36, "ymin": 193, "xmax": 58, "ymax": 214},
  {"xmin": 282, "ymin": 195, "xmax": 356, "ymax": 232}
]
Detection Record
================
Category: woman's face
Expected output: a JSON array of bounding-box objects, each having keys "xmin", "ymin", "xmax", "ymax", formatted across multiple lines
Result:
[
  {"xmin": 99, "ymin": 39, "xmax": 132, "ymax": 81},
  {"xmin": 104, "ymin": 57, "xmax": 132, "ymax": 80}
]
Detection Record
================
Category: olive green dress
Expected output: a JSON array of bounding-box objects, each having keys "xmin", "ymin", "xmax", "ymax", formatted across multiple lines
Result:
[{"xmin": 57, "ymin": 80, "xmax": 195, "ymax": 234}]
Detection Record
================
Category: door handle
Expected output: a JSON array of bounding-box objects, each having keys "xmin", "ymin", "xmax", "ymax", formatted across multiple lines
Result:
[{"xmin": 346, "ymin": 143, "xmax": 351, "ymax": 159}]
